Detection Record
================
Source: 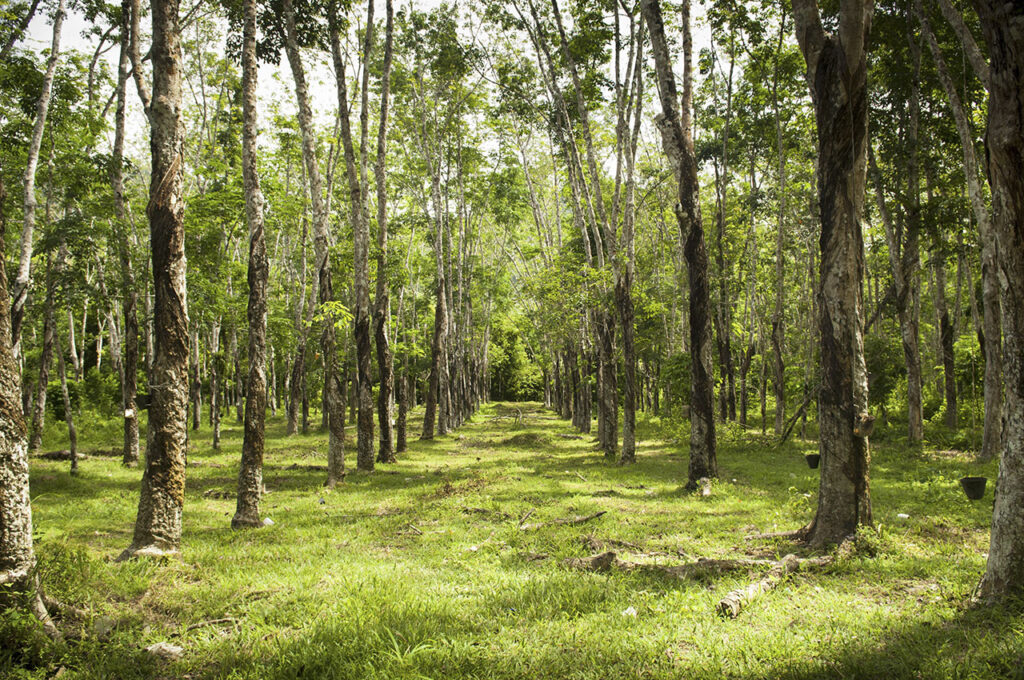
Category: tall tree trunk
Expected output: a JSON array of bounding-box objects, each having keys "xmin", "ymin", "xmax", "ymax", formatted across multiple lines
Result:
[
  {"xmin": 190, "ymin": 328, "xmax": 201, "ymax": 430},
  {"xmin": 422, "ymin": 168, "xmax": 449, "ymax": 439},
  {"xmin": 642, "ymin": 0, "xmax": 717, "ymax": 487},
  {"xmin": 233, "ymin": 0, "xmax": 267, "ymax": 530},
  {"xmin": 0, "ymin": 175, "xmax": 57, "ymax": 638},
  {"xmin": 771, "ymin": 15, "xmax": 789, "ymax": 436},
  {"xmin": 11, "ymin": 0, "xmax": 64, "ymax": 358},
  {"xmin": 918, "ymin": 0, "xmax": 1001, "ymax": 459},
  {"xmin": 974, "ymin": 0, "xmax": 1024, "ymax": 601},
  {"xmin": 373, "ymin": 0, "xmax": 396, "ymax": 463},
  {"xmin": 793, "ymin": 0, "xmax": 874, "ymax": 547},
  {"xmin": 282, "ymin": 0, "xmax": 345, "ymax": 485},
  {"xmin": 122, "ymin": 0, "xmax": 188, "ymax": 559},
  {"xmin": 65, "ymin": 307, "xmax": 80, "ymax": 379},
  {"xmin": 330, "ymin": 1, "xmax": 375, "ymax": 471},
  {"xmin": 396, "ymin": 371, "xmax": 407, "ymax": 454},
  {"xmin": 210, "ymin": 322, "xmax": 221, "ymax": 449}
]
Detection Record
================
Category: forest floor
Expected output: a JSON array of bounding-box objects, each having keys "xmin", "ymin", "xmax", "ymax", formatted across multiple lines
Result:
[{"xmin": 4, "ymin": 402, "xmax": 1021, "ymax": 679}]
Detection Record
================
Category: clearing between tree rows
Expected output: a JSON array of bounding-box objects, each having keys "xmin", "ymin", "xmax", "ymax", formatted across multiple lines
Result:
[{"xmin": 6, "ymin": 402, "xmax": 1013, "ymax": 679}]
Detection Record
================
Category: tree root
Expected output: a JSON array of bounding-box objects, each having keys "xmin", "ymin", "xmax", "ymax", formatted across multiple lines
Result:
[
  {"xmin": 582, "ymin": 535, "xmax": 689, "ymax": 560},
  {"xmin": 41, "ymin": 593, "xmax": 88, "ymax": 620},
  {"xmin": 519, "ymin": 511, "xmax": 606, "ymax": 531}
]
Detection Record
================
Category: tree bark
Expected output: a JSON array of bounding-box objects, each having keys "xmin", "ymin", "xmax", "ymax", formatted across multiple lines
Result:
[
  {"xmin": 12, "ymin": 0, "xmax": 64, "ymax": 359},
  {"xmin": 122, "ymin": 0, "xmax": 188, "ymax": 559},
  {"xmin": 973, "ymin": 0, "xmax": 1024, "ymax": 601},
  {"xmin": 793, "ymin": 0, "xmax": 874, "ymax": 547},
  {"xmin": 282, "ymin": 0, "xmax": 345, "ymax": 485},
  {"xmin": 0, "ymin": 174, "xmax": 57, "ymax": 637},
  {"xmin": 642, "ymin": 0, "xmax": 717, "ymax": 487},
  {"xmin": 233, "ymin": 0, "xmax": 267, "ymax": 530},
  {"xmin": 373, "ymin": 0, "xmax": 396, "ymax": 463},
  {"xmin": 330, "ymin": 0, "xmax": 375, "ymax": 471}
]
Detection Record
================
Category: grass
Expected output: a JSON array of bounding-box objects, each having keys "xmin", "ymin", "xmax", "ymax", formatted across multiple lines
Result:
[{"xmin": 3, "ymin": 401, "xmax": 1022, "ymax": 679}]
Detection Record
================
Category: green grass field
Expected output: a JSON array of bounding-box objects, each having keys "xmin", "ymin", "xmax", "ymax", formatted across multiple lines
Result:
[{"xmin": 3, "ymin": 402, "xmax": 1021, "ymax": 679}]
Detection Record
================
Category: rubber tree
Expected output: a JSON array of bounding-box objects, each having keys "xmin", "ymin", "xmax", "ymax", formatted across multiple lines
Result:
[
  {"xmin": 233, "ymin": 0, "xmax": 268, "ymax": 530},
  {"xmin": 974, "ymin": 0, "xmax": 1024, "ymax": 602},
  {"xmin": 793, "ymin": 0, "xmax": 874, "ymax": 547},
  {"xmin": 122, "ymin": 0, "xmax": 189, "ymax": 559},
  {"xmin": 641, "ymin": 0, "xmax": 717, "ymax": 488}
]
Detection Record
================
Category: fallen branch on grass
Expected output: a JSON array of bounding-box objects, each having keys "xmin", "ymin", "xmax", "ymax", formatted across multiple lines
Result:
[
  {"xmin": 565, "ymin": 551, "xmax": 778, "ymax": 577},
  {"xmin": 743, "ymin": 528, "xmax": 806, "ymax": 542},
  {"xmin": 519, "ymin": 511, "xmax": 606, "ymax": 531},
  {"xmin": 717, "ymin": 554, "xmax": 833, "ymax": 618},
  {"xmin": 184, "ymin": 617, "xmax": 238, "ymax": 632},
  {"xmin": 565, "ymin": 549, "xmax": 834, "ymax": 613}
]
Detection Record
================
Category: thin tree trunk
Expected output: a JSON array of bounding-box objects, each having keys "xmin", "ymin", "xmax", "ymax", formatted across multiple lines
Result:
[
  {"xmin": 642, "ymin": 0, "xmax": 717, "ymax": 487},
  {"xmin": 373, "ymin": 0, "xmax": 396, "ymax": 463},
  {"xmin": 233, "ymin": 0, "xmax": 267, "ymax": 529},
  {"xmin": 282, "ymin": 0, "xmax": 345, "ymax": 485},
  {"xmin": 918, "ymin": 0, "xmax": 1001, "ymax": 459},
  {"xmin": 12, "ymin": 0, "xmax": 64, "ymax": 359},
  {"xmin": 55, "ymin": 324, "xmax": 76, "ymax": 474},
  {"xmin": 771, "ymin": 15, "xmax": 789, "ymax": 436},
  {"xmin": 122, "ymin": 0, "xmax": 188, "ymax": 559},
  {"xmin": 28, "ymin": 256, "xmax": 54, "ymax": 453},
  {"xmin": 330, "ymin": 1, "xmax": 375, "ymax": 471},
  {"xmin": 210, "ymin": 322, "xmax": 221, "ymax": 449},
  {"xmin": 190, "ymin": 328, "xmax": 201, "ymax": 430}
]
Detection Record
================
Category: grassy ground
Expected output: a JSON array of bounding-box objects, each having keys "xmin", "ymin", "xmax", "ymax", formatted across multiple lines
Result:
[{"xmin": 3, "ymin": 401, "xmax": 1021, "ymax": 679}]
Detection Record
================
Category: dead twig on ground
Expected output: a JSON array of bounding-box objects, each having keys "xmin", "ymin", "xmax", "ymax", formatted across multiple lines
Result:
[{"xmin": 520, "ymin": 511, "xmax": 606, "ymax": 531}]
